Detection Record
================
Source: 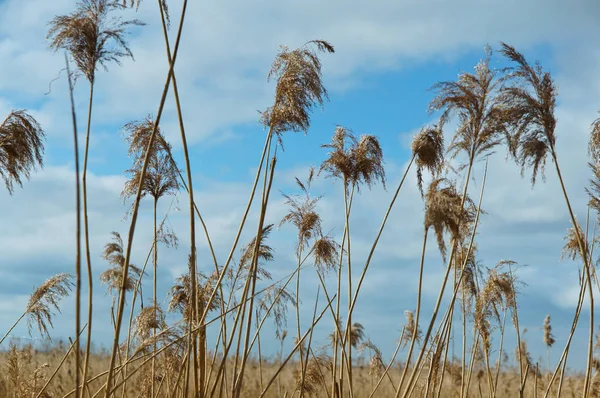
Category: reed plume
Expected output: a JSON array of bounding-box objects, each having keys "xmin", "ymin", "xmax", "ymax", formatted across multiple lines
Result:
[
  {"xmin": 401, "ymin": 310, "xmax": 422, "ymax": 348},
  {"xmin": 21, "ymin": 274, "xmax": 72, "ymax": 340},
  {"xmin": 279, "ymin": 168, "xmax": 323, "ymax": 255},
  {"xmin": 168, "ymin": 260, "xmax": 222, "ymax": 323},
  {"xmin": 412, "ymin": 125, "xmax": 444, "ymax": 196},
  {"xmin": 0, "ymin": 110, "xmax": 45, "ymax": 194},
  {"xmin": 425, "ymin": 178, "xmax": 476, "ymax": 260},
  {"xmin": 99, "ymin": 232, "xmax": 143, "ymax": 294},
  {"xmin": 134, "ymin": 303, "xmax": 166, "ymax": 343},
  {"xmin": 359, "ymin": 339, "xmax": 385, "ymax": 378},
  {"xmin": 6, "ymin": 343, "xmax": 51, "ymax": 398},
  {"xmin": 329, "ymin": 320, "xmax": 365, "ymax": 349},
  {"xmin": 261, "ymin": 40, "xmax": 334, "ymax": 142},
  {"xmin": 47, "ymin": 0, "xmax": 144, "ymax": 84},
  {"xmin": 293, "ymin": 352, "xmax": 329, "ymax": 396},
  {"xmin": 257, "ymin": 284, "xmax": 296, "ymax": 340},
  {"xmin": 123, "ymin": 0, "xmax": 169, "ymax": 26},
  {"xmin": 589, "ymin": 114, "xmax": 600, "ymax": 164},
  {"xmin": 238, "ymin": 224, "xmax": 276, "ymax": 281},
  {"xmin": 430, "ymin": 45, "xmax": 507, "ymax": 170},
  {"xmin": 320, "ymin": 126, "xmax": 386, "ymax": 193},
  {"xmin": 543, "ymin": 315, "xmax": 555, "ymax": 348},
  {"xmin": 312, "ymin": 234, "xmax": 341, "ymax": 274},
  {"xmin": 122, "ymin": 122, "xmax": 179, "ymax": 201}
]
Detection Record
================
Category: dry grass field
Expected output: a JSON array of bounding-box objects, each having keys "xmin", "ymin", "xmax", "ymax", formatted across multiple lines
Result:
[{"xmin": 0, "ymin": 343, "xmax": 589, "ymax": 397}]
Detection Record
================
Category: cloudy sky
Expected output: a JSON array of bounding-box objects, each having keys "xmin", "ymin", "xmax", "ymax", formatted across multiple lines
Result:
[{"xmin": 1, "ymin": 0, "xmax": 600, "ymax": 371}]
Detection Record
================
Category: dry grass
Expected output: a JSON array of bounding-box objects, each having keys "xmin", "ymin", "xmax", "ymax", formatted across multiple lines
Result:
[{"xmin": 0, "ymin": 345, "xmax": 588, "ymax": 397}]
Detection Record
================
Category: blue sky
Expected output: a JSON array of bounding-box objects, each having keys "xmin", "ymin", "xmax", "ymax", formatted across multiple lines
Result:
[{"xmin": 1, "ymin": 0, "xmax": 600, "ymax": 373}]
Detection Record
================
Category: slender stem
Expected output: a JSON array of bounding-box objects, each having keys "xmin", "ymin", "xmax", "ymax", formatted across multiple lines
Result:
[
  {"xmin": 64, "ymin": 56, "xmax": 82, "ymax": 398},
  {"xmin": 154, "ymin": 5, "xmax": 201, "ymax": 393},
  {"xmin": 295, "ymin": 247, "xmax": 305, "ymax": 390},
  {"xmin": 258, "ymin": 296, "xmax": 334, "ymax": 398},
  {"xmin": 257, "ymin": 328, "xmax": 264, "ymax": 391},
  {"xmin": 337, "ymin": 185, "xmax": 354, "ymax": 398},
  {"xmin": 397, "ymin": 227, "xmax": 428, "ymax": 392},
  {"xmin": 103, "ymin": 2, "xmax": 189, "ymax": 395},
  {"xmin": 36, "ymin": 324, "xmax": 88, "ymax": 398},
  {"xmin": 314, "ymin": 270, "xmax": 353, "ymax": 379},
  {"xmin": 461, "ymin": 275, "xmax": 467, "ymax": 398},
  {"xmin": 234, "ymin": 152, "xmax": 277, "ymax": 398},
  {"xmin": 368, "ymin": 327, "xmax": 404, "ymax": 398},
  {"xmin": 121, "ymin": 200, "xmax": 174, "ymax": 394},
  {"xmin": 551, "ymin": 152, "xmax": 594, "ymax": 398},
  {"xmin": 400, "ymin": 161, "xmax": 474, "ymax": 398},
  {"xmin": 0, "ymin": 312, "xmax": 26, "ymax": 346},
  {"xmin": 404, "ymin": 158, "xmax": 487, "ymax": 398},
  {"xmin": 200, "ymin": 131, "xmax": 273, "ymax": 325},
  {"xmin": 464, "ymin": 330, "xmax": 481, "ymax": 398},
  {"xmin": 544, "ymin": 273, "xmax": 587, "ymax": 398},
  {"xmin": 435, "ymin": 317, "xmax": 453, "ymax": 398},
  {"xmin": 494, "ymin": 308, "xmax": 508, "ymax": 393},
  {"xmin": 300, "ymin": 288, "xmax": 321, "ymax": 398},
  {"xmin": 152, "ymin": 197, "xmax": 158, "ymax": 398},
  {"xmin": 341, "ymin": 154, "xmax": 415, "ymax": 360},
  {"xmin": 80, "ymin": 79, "xmax": 95, "ymax": 398},
  {"xmin": 332, "ymin": 189, "xmax": 354, "ymax": 398}
]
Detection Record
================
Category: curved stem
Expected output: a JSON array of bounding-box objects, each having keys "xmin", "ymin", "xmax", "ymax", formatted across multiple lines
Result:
[{"xmin": 80, "ymin": 79, "xmax": 95, "ymax": 398}]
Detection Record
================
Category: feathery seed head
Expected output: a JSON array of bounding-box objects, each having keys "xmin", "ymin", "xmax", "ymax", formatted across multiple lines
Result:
[
  {"xmin": 312, "ymin": 235, "xmax": 340, "ymax": 274},
  {"xmin": 430, "ymin": 45, "xmax": 507, "ymax": 169},
  {"xmin": 561, "ymin": 221, "xmax": 587, "ymax": 262},
  {"xmin": 167, "ymin": 264, "xmax": 222, "ymax": 322},
  {"xmin": 261, "ymin": 40, "xmax": 334, "ymax": 143},
  {"xmin": 0, "ymin": 110, "xmax": 45, "ymax": 195},
  {"xmin": 424, "ymin": 178, "xmax": 476, "ymax": 260},
  {"xmin": 26, "ymin": 273, "xmax": 74, "ymax": 339},
  {"xmin": 543, "ymin": 314, "xmax": 555, "ymax": 348},
  {"xmin": 412, "ymin": 125, "xmax": 444, "ymax": 196},
  {"xmin": 320, "ymin": 126, "xmax": 386, "ymax": 193},
  {"xmin": 499, "ymin": 42, "xmax": 558, "ymax": 186},
  {"xmin": 47, "ymin": 0, "xmax": 145, "ymax": 83},
  {"xmin": 99, "ymin": 231, "xmax": 143, "ymax": 294}
]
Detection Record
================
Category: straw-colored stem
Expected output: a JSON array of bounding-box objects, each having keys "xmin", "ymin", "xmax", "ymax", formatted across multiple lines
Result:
[
  {"xmin": 343, "ymin": 183, "xmax": 354, "ymax": 397},
  {"xmin": 551, "ymin": 151, "xmax": 594, "ymax": 398},
  {"xmin": 300, "ymin": 288, "xmax": 321, "ymax": 398},
  {"xmin": 234, "ymin": 154, "xmax": 277, "ymax": 397},
  {"xmin": 258, "ymin": 296, "xmax": 334, "ymax": 398},
  {"xmin": 0, "ymin": 311, "xmax": 26, "ymax": 346},
  {"xmin": 398, "ymin": 226, "xmax": 429, "ymax": 393},
  {"xmin": 405, "ymin": 158, "xmax": 487, "ymax": 398},
  {"xmin": 400, "ymin": 159, "xmax": 475, "ymax": 398},
  {"xmin": 342, "ymin": 153, "xmax": 415, "ymax": 353},
  {"xmin": 35, "ymin": 324, "xmax": 88, "ymax": 398},
  {"xmin": 103, "ymin": 2, "xmax": 189, "ymax": 395},
  {"xmin": 80, "ymin": 78, "xmax": 95, "ymax": 398},
  {"xmin": 152, "ymin": 197, "xmax": 158, "ymax": 398},
  {"xmin": 494, "ymin": 308, "xmax": 508, "ymax": 393},
  {"xmin": 368, "ymin": 327, "xmax": 404, "ymax": 398}
]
